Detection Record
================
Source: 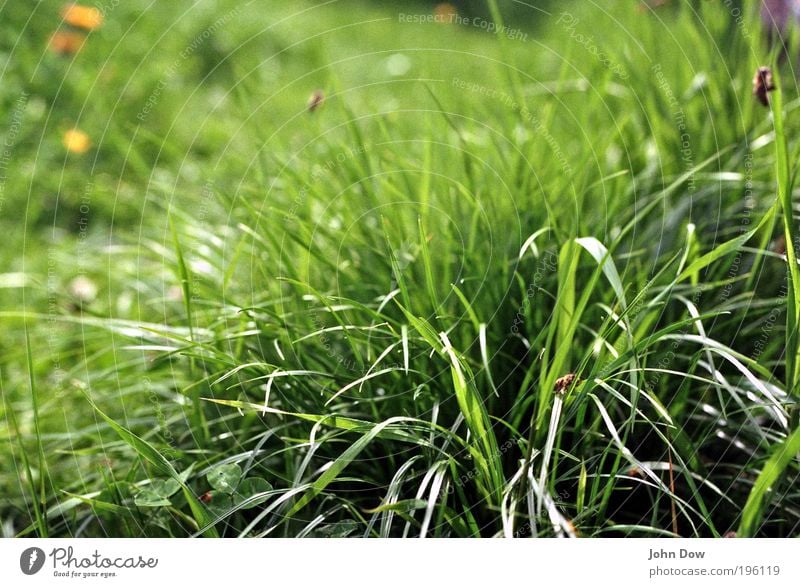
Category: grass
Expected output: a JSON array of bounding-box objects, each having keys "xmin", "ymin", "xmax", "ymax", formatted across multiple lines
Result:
[{"xmin": 1, "ymin": 0, "xmax": 799, "ymax": 537}]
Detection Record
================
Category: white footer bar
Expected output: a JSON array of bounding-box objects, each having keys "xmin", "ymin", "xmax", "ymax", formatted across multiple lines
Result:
[{"xmin": 1, "ymin": 538, "xmax": 798, "ymax": 586}]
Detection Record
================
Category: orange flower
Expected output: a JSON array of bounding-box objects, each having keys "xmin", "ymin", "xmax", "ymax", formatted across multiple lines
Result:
[
  {"xmin": 63, "ymin": 129, "xmax": 91, "ymax": 153},
  {"xmin": 49, "ymin": 31, "xmax": 86, "ymax": 55},
  {"xmin": 61, "ymin": 4, "xmax": 104, "ymax": 31}
]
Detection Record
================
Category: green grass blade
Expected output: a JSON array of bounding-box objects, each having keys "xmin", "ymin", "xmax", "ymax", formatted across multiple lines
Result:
[
  {"xmin": 738, "ymin": 425, "xmax": 800, "ymax": 537},
  {"xmin": 283, "ymin": 417, "xmax": 410, "ymax": 519},
  {"xmin": 25, "ymin": 331, "xmax": 48, "ymax": 537}
]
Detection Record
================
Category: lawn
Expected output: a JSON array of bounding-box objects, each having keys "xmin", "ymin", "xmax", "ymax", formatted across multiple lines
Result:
[{"xmin": 1, "ymin": 0, "xmax": 799, "ymax": 537}]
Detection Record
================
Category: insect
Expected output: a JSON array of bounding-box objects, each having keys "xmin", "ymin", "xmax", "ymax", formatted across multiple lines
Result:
[
  {"xmin": 200, "ymin": 491, "xmax": 213, "ymax": 504},
  {"xmin": 753, "ymin": 66, "xmax": 775, "ymax": 107}
]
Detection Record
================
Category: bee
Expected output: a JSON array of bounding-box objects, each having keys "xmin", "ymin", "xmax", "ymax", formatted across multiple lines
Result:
[{"xmin": 753, "ymin": 66, "xmax": 775, "ymax": 107}]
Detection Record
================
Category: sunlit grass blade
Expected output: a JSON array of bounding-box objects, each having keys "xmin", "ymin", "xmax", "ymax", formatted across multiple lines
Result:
[{"xmin": 738, "ymin": 425, "xmax": 800, "ymax": 537}]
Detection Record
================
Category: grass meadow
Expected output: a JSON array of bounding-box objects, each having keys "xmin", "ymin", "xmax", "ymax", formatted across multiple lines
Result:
[{"xmin": 1, "ymin": 0, "xmax": 800, "ymax": 538}]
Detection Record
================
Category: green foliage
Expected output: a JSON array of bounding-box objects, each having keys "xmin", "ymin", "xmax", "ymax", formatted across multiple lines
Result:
[{"xmin": 1, "ymin": 0, "xmax": 798, "ymax": 538}]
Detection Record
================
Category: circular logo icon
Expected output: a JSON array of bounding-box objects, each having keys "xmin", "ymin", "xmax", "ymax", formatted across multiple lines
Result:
[{"xmin": 20, "ymin": 547, "xmax": 46, "ymax": 575}]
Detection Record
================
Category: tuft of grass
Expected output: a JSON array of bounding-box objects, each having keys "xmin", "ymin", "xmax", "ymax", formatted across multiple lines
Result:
[{"xmin": 1, "ymin": 0, "xmax": 799, "ymax": 538}]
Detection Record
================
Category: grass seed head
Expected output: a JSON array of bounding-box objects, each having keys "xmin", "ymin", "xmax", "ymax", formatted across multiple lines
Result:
[
  {"xmin": 753, "ymin": 66, "xmax": 775, "ymax": 107},
  {"xmin": 554, "ymin": 373, "xmax": 578, "ymax": 395},
  {"xmin": 637, "ymin": 0, "xmax": 670, "ymax": 12},
  {"xmin": 772, "ymin": 234, "xmax": 787, "ymax": 256},
  {"xmin": 307, "ymin": 89, "xmax": 325, "ymax": 113},
  {"xmin": 433, "ymin": 3, "xmax": 457, "ymax": 23},
  {"xmin": 627, "ymin": 465, "xmax": 644, "ymax": 478}
]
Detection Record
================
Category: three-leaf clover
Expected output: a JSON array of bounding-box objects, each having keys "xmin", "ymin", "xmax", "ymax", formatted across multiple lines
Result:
[
  {"xmin": 134, "ymin": 478, "xmax": 181, "ymax": 508},
  {"xmin": 204, "ymin": 463, "xmax": 273, "ymax": 516}
]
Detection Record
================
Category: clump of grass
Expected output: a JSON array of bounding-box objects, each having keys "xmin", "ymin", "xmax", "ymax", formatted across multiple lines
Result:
[{"xmin": 1, "ymin": 0, "xmax": 799, "ymax": 538}]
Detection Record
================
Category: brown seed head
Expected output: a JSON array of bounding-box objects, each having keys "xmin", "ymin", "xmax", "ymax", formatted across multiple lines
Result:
[
  {"xmin": 637, "ymin": 0, "xmax": 670, "ymax": 12},
  {"xmin": 307, "ymin": 89, "xmax": 325, "ymax": 113},
  {"xmin": 554, "ymin": 373, "xmax": 578, "ymax": 395},
  {"xmin": 753, "ymin": 66, "xmax": 775, "ymax": 107},
  {"xmin": 433, "ymin": 3, "xmax": 458, "ymax": 23},
  {"xmin": 772, "ymin": 234, "xmax": 787, "ymax": 256},
  {"xmin": 627, "ymin": 465, "xmax": 644, "ymax": 478}
]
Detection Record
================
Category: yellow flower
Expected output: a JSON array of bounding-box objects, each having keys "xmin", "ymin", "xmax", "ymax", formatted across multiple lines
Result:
[
  {"xmin": 63, "ymin": 129, "xmax": 91, "ymax": 153},
  {"xmin": 61, "ymin": 4, "xmax": 104, "ymax": 31}
]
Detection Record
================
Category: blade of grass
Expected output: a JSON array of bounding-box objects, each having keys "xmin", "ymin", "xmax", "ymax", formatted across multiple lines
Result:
[
  {"xmin": 738, "ymin": 425, "xmax": 800, "ymax": 537},
  {"xmin": 25, "ymin": 331, "xmax": 49, "ymax": 537},
  {"xmin": 770, "ymin": 74, "xmax": 800, "ymax": 429},
  {"xmin": 282, "ymin": 416, "xmax": 411, "ymax": 519}
]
